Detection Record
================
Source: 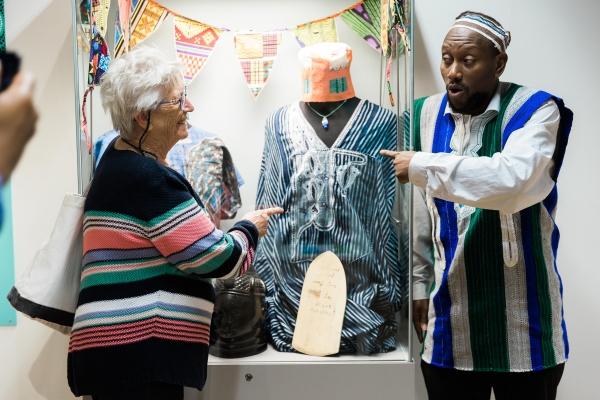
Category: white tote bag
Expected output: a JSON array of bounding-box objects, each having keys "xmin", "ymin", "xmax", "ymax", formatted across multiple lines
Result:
[{"xmin": 7, "ymin": 193, "xmax": 85, "ymax": 334}]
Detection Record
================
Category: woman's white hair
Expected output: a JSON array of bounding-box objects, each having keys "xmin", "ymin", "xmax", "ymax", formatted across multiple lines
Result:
[{"xmin": 100, "ymin": 46, "xmax": 183, "ymax": 138}]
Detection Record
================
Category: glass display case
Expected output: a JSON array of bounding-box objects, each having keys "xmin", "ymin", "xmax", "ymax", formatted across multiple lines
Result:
[{"xmin": 71, "ymin": 1, "xmax": 414, "ymax": 398}]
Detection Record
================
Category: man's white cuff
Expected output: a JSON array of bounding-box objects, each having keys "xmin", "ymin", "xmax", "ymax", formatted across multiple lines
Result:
[{"xmin": 408, "ymin": 151, "xmax": 429, "ymax": 188}]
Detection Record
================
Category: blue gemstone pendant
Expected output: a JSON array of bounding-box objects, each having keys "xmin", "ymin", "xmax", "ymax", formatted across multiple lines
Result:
[{"xmin": 321, "ymin": 116, "xmax": 329, "ymax": 129}]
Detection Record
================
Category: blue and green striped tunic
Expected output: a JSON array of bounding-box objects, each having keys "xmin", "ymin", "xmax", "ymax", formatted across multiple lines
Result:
[{"xmin": 414, "ymin": 83, "xmax": 572, "ymax": 372}]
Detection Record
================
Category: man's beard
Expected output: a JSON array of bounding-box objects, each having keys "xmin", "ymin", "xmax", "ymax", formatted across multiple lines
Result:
[{"xmin": 447, "ymin": 90, "xmax": 490, "ymax": 115}]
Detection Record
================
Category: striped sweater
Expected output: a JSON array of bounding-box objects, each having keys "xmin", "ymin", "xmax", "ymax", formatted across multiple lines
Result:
[
  {"xmin": 413, "ymin": 83, "xmax": 572, "ymax": 372},
  {"xmin": 67, "ymin": 143, "xmax": 258, "ymax": 396}
]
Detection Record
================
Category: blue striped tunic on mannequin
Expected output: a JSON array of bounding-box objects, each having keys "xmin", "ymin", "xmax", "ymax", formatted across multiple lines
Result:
[{"xmin": 254, "ymin": 100, "xmax": 407, "ymax": 354}]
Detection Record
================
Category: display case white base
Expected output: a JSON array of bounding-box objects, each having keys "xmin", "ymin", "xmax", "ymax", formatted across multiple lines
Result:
[
  {"xmin": 193, "ymin": 358, "xmax": 416, "ymax": 400},
  {"xmin": 208, "ymin": 342, "xmax": 410, "ymax": 366}
]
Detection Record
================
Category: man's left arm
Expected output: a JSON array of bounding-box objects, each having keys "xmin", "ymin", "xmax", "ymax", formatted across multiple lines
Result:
[{"xmin": 382, "ymin": 100, "xmax": 560, "ymax": 214}]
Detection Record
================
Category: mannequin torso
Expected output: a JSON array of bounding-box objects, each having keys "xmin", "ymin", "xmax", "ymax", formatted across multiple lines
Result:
[{"xmin": 299, "ymin": 97, "xmax": 361, "ymax": 147}]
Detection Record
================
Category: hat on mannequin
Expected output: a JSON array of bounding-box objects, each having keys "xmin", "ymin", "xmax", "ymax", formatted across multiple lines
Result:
[{"xmin": 299, "ymin": 42, "xmax": 356, "ymax": 103}]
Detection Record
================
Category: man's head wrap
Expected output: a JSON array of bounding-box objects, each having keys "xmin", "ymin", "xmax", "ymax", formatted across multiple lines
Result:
[
  {"xmin": 449, "ymin": 12, "xmax": 511, "ymax": 53},
  {"xmin": 298, "ymin": 42, "xmax": 355, "ymax": 103}
]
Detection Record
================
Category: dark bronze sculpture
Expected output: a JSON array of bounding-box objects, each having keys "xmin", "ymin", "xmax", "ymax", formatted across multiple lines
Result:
[{"xmin": 210, "ymin": 269, "xmax": 267, "ymax": 358}]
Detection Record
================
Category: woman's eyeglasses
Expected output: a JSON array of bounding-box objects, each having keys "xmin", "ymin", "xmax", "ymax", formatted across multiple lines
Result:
[{"xmin": 158, "ymin": 86, "xmax": 187, "ymax": 110}]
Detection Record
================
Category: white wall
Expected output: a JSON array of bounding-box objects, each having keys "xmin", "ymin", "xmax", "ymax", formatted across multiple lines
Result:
[{"xmin": 1, "ymin": 0, "xmax": 598, "ymax": 399}]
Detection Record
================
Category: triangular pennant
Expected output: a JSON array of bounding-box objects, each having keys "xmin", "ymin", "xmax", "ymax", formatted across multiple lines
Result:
[
  {"xmin": 117, "ymin": 0, "xmax": 132, "ymax": 54},
  {"xmin": 234, "ymin": 32, "xmax": 282, "ymax": 99},
  {"xmin": 340, "ymin": 0, "xmax": 382, "ymax": 52},
  {"xmin": 91, "ymin": 0, "xmax": 111, "ymax": 38},
  {"xmin": 115, "ymin": 0, "xmax": 168, "ymax": 57},
  {"xmin": 294, "ymin": 18, "xmax": 338, "ymax": 47},
  {"xmin": 392, "ymin": 0, "xmax": 409, "ymax": 55},
  {"xmin": 129, "ymin": 0, "xmax": 169, "ymax": 50},
  {"xmin": 174, "ymin": 16, "xmax": 222, "ymax": 84},
  {"xmin": 380, "ymin": 0, "xmax": 391, "ymax": 56},
  {"xmin": 77, "ymin": 4, "xmax": 91, "ymax": 54},
  {"xmin": 79, "ymin": 0, "xmax": 92, "ymax": 37},
  {"xmin": 114, "ymin": 9, "xmax": 122, "ymax": 50},
  {"xmin": 88, "ymin": 29, "xmax": 111, "ymax": 86}
]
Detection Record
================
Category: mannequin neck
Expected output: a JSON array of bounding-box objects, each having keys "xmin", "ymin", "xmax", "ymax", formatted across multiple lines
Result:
[{"xmin": 300, "ymin": 97, "xmax": 361, "ymax": 147}]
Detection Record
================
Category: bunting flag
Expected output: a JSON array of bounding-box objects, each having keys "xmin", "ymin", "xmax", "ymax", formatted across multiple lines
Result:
[
  {"xmin": 88, "ymin": 29, "xmax": 111, "ymax": 86},
  {"xmin": 117, "ymin": 0, "xmax": 132, "ymax": 54},
  {"xmin": 115, "ymin": 0, "xmax": 168, "ymax": 57},
  {"xmin": 294, "ymin": 18, "xmax": 338, "ymax": 47},
  {"xmin": 393, "ymin": 0, "xmax": 409, "ymax": 54},
  {"xmin": 340, "ymin": 0, "xmax": 382, "ymax": 52},
  {"xmin": 114, "ymin": 9, "xmax": 122, "ymax": 51},
  {"xmin": 174, "ymin": 16, "xmax": 222, "ymax": 84},
  {"xmin": 91, "ymin": 0, "xmax": 111, "ymax": 37},
  {"xmin": 80, "ymin": 0, "xmax": 91, "ymax": 32},
  {"xmin": 107, "ymin": 0, "xmax": 409, "ymax": 95},
  {"xmin": 380, "ymin": 0, "xmax": 391, "ymax": 56},
  {"xmin": 234, "ymin": 32, "xmax": 282, "ymax": 98}
]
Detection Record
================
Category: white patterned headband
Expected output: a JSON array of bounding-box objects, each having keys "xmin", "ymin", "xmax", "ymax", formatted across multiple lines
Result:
[{"xmin": 450, "ymin": 14, "xmax": 511, "ymax": 53}]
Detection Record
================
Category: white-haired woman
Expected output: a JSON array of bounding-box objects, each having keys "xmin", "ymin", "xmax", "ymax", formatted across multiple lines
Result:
[{"xmin": 67, "ymin": 46, "xmax": 282, "ymax": 400}]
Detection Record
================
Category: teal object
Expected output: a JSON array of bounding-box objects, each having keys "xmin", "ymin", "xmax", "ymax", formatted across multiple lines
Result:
[
  {"xmin": 0, "ymin": 184, "xmax": 16, "ymax": 325},
  {"xmin": 0, "ymin": 0, "xmax": 17, "ymax": 326},
  {"xmin": 328, "ymin": 77, "xmax": 347, "ymax": 94}
]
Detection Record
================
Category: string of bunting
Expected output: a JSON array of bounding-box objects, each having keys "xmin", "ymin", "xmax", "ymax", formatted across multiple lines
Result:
[
  {"xmin": 79, "ymin": 0, "xmax": 112, "ymax": 153},
  {"xmin": 84, "ymin": 0, "xmax": 408, "ymax": 102}
]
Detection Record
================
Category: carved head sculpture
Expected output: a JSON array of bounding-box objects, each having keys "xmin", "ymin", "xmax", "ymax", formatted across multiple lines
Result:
[{"xmin": 209, "ymin": 269, "xmax": 267, "ymax": 358}]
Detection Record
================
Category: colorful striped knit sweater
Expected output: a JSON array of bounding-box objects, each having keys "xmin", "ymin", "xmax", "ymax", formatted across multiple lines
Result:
[
  {"xmin": 67, "ymin": 143, "xmax": 258, "ymax": 396},
  {"xmin": 413, "ymin": 83, "xmax": 572, "ymax": 372}
]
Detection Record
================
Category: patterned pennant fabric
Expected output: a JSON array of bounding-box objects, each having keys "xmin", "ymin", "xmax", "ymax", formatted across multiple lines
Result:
[
  {"xmin": 392, "ymin": 0, "xmax": 409, "ymax": 55},
  {"xmin": 174, "ymin": 16, "xmax": 222, "ymax": 84},
  {"xmin": 340, "ymin": 0, "xmax": 382, "ymax": 52},
  {"xmin": 118, "ymin": 0, "xmax": 132, "ymax": 32},
  {"xmin": 115, "ymin": 0, "xmax": 168, "ymax": 57},
  {"xmin": 380, "ymin": 0, "xmax": 391, "ymax": 56},
  {"xmin": 234, "ymin": 32, "xmax": 282, "ymax": 98},
  {"xmin": 91, "ymin": 0, "xmax": 111, "ymax": 37},
  {"xmin": 294, "ymin": 18, "xmax": 338, "ymax": 47},
  {"xmin": 116, "ymin": 0, "xmax": 131, "ymax": 53},
  {"xmin": 88, "ymin": 30, "xmax": 111, "ymax": 85},
  {"xmin": 114, "ymin": 9, "xmax": 122, "ymax": 51},
  {"xmin": 80, "ymin": 0, "xmax": 91, "ymax": 36}
]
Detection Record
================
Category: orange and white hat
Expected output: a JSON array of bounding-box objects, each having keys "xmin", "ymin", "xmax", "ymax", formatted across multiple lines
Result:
[{"xmin": 298, "ymin": 42, "xmax": 355, "ymax": 103}]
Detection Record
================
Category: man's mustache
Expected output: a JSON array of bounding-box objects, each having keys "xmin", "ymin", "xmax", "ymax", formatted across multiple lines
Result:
[{"xmin": 447, "ymin": 83, "xmax": 466, "ymax": 91}]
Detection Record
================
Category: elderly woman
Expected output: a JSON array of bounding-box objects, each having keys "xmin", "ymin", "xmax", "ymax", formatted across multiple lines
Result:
[{"xmin": 67, "ymin": 46, "xmax": 282, "ymax": 400}]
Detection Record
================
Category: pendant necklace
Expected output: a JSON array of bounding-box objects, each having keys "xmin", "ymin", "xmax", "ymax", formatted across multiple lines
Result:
[{"xmin": 305, "ymin": 99, "xmax": 348, "ymax": 129}]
